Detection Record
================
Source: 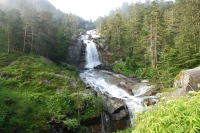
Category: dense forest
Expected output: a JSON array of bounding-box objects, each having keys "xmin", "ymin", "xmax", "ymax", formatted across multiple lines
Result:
[
  {"xmin": 95, "ymin": 0, "xmax": 200, "ymax": 89},
  {"xmin": 0, "ymin": 0, "xmax": 101, "ymax": 133},
  {"xmin": 0, "ymin": 0, "xmax": 200, "ymax": 133},
  {"xmin": 0, "ymin": 0, "xmax": 95, "ymax": 62}
]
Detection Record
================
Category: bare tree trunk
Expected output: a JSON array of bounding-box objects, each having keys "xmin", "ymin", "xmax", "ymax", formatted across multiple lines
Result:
[
  {"xmin": 23, "ymin": 24, "xmax": 28, "ymax": 53},
  {"xmin": 150, "ymin": 19, "xmax": 154, "ymax": 68},
  {"xmin": 7, "ymin": 33, "xmax": 10, "ymax": 54},
  {"xmin": 191, "ymin": 0, "xmax": 197, "ymax": 50},
  {"xmin": 154, "ymin": 21, "xmax": 158, "ymax": 69},
  {"xmin": 31, "ymin": 27, "xmax": 34, "ymax": 52}
]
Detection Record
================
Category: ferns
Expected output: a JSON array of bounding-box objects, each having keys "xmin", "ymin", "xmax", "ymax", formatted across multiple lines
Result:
[{"xmin": 132, "ymin": 92, "xmax": 200, "ymax": 133}]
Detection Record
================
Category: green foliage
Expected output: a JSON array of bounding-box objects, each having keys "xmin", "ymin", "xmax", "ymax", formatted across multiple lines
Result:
[
  {"xmin": 63, "ymin": 118, "xmax": 79, "ymax": 130},
  {"xmin": 113, "ymin": 60, "xmax": 157, "ymax": 79},
  {"xmin": 98, "ymin": 0, "xmax": 200, "ymax": 89},
  {"xmin": 132, "ymin": 91, "xmax": 200, "ymax": 133},
  {"xmin": 80, "ymin": 95, "xmax": 105, "ymax": 121},
  {"xmin": 113, "ymin": 59, "xmax": 137, "ymax": 77},
  {"xmin": 0, "ymin": 52, "xmax": 24, "ymax": 68},
  {"xmin": 115, "ymin": 127, "xmax": 134, "ymax": 133},
  {"xmin": 0, "ymin": 0, "xmax": 95, "ymax": 62},
  {"xmin": 0, "ymin": 54, "xmax": 104, "ymax": 133}
]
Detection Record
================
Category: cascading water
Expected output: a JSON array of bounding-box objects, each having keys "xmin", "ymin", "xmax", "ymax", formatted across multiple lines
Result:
[
  {"xmin": 79, "ymin": 30, "xmax": 157, "ymax": 131},
  {"xmin": 79, "ymin": 70, "xmax": 149, "ymax": 123},
  {"xmin": 84, "ymin": 40, "xmax": 101, "ymax": 68}
]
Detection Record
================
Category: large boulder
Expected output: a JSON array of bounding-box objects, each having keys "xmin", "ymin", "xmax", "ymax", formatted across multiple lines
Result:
[
  {"xmin": 110, "ymin": 109, "xmax": 129, "ymax": 120},
  {"xmin": 94, "ymin": 64, "xmax": 112, "ymax": 71},
  {"xmin": 103, "ymin": 96, "xmax": 129, "ymax": 121},
  {"xmin": 103, "ymin": 96, "xmax": 126, "ymax": 114},
  {"xmin": 93, "ymin": 37, "xmax": 113, "ymax": 65},
  {"xmin": 173, "ymin": 66, "xmax": 200, "ymax": 96}
]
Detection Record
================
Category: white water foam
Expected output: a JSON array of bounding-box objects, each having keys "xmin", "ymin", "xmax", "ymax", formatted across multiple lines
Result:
[
  {"xmin": 79, "ymin": 70, "xmax": 150, "ymax": 124},
  {"xmin": 84, "ymin": 40, "xmax": 101, "ymax": 69},
  {"xmin": 80, "ymin": 30, "xmax": 156, "ymax": 126}
]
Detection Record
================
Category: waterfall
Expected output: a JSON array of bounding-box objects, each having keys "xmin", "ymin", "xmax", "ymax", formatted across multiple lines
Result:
[
  {"xmin": 79, "ymin": 30, "xmax": 157, "ymax": 131},
  {"xmin": 84, "ymin": 37, "xmax": 101, "ymax": 69}
]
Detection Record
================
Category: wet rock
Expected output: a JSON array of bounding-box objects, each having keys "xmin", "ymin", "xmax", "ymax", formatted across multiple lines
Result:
[
  {"xmin": 118, "ymin": 82, "xmax": 126, "ymax": 88},
  {"xmin": 117, "ymin": 82, "xmax": 133, "ymax": 95},
  {"xmin": 131, "ymin": 82, "xmax": 157, "ymax": 96},
  {"xmin": 66, "ymin": 40, "xmax": 87, "ymax": 68},
  {"xmin": 110, "ymin": 109, "xmax": 129, "ymax": 120},
  {"xmin": 117, "ymin": 80, "xmax": 141, "ymax": 95},
  {"xmin": 109, "ymin": 120, "xmax": 130, "ymax": 132},
  {"xmin": 103, "ymin": 96, "xmax": 125, "ymax": 114},
  {"xmin": 147, "ymin": 99, "xmax": 159, "ymax": 106},
  {"xmin": 126, "ymin": 78, "xmax": 140, "ymax": 84},
  {"xmin": 94, "ymin": 64, "xmax": 112, "ymax": 71}
]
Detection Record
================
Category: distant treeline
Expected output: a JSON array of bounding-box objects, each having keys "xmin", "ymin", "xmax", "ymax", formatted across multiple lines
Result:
[
  {"xmin": 95, "ymin": 0, "xmax": 200, "ymax": 88},
  {"xmin": 0, "ymin": 0, "xmax": 95, "ymax": 62}
]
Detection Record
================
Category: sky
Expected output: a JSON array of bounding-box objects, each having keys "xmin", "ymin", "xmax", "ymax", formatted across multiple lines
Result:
[{"xmin": 48, "ymin": 0, "xmax": 142, "ymax": 21}]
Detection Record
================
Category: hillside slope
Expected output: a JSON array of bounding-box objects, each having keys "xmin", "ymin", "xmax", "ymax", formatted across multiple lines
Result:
[{"xmin": 0, "ymin": 53, "xmax": 103, "ymax": 133}]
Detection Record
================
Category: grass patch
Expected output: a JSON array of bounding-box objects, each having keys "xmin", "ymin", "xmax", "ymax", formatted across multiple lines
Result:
[
  {"xmin": 160, "ymin": 88, "xmax": 177, "ymax": 93},
  {"xmin": 0, "ymin": 52, "xmax": 24, "ymax": 68},
  {"xmin": 0, "ymin": 53, "xmax": 104, "ymax": 133}
]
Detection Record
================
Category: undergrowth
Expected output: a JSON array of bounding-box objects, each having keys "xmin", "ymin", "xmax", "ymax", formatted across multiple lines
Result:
[
  {"xmin": 0, "ymin": 53, "xmax": 104, "ymax": 133},
  {"xmin": 132, "ymin": 91, "xmax": 200, "ymax": 133}
]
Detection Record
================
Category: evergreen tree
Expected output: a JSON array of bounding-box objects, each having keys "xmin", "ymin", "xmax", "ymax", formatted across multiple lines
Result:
[
  {"xmin": 6, "ymin": 9, "xmax": 23, "ymax": 53},
  {"xmin": 0, "ymin": 10, "xmax": 7, "ymax": 52}
]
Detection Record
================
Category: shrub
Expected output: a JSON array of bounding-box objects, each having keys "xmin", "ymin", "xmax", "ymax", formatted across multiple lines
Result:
[{"xmin": 132, "ymin": 91, "xmax": 200, "ymax": 133}]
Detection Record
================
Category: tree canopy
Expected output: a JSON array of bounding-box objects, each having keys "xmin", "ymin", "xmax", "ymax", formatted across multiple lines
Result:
[
  {"xmin": 0, "ymin": 0, "xmax": 95, "ymax": 63},
  {"xmin": 96, "ymin": 0, "xmax": 200, "ymax": 88}
]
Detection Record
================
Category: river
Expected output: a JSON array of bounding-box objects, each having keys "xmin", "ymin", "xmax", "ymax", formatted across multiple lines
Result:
[{"xmin": 79, "ymin": 30, "xmax": 156, "ymax": 132}]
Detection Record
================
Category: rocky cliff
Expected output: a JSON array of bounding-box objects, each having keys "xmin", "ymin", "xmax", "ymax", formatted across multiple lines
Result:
[
  {"xmin": 66, "ymin": 40, "xmax": 86, "ymax": 68},
  {"xmin": 93, "ymin": 38, "xmax": 113, "ymax": 66}
]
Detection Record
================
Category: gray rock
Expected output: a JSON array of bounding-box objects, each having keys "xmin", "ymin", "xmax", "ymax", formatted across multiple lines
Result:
[
  {"xmin": 104, "ymin": 45, "xmax": 108, "ymax": 51},
  {"xmin": 99, "ymin": 43, "xmax": 105, "ymax": 49},
  {"xmin": 147, "ymin": 99, "xmax": 158, "ymax": 106},
  {"xmin": 66, "ymin": 40, "xmax": 84, "ymax": 67},
  {"xmin": 100, "ymin": 39, "xmax": 106, "ymax": 43},
  {"xmin": 170, "ymin": 88, "xmax": 188, "ymax": 97},
  {"xmin": 110, "ymin": 109, "xmax": 129, "ymax": 120},
  {"xmin": 174, "ymin": 66, "xmax": 200, "ymax": 94},
  {"xmin": 103, "ymin": 96, "xmax": 125, "ymax": 114},
  {"xmin": 118, "ymin": 82, "xmax": 126, "ymax": 88}
]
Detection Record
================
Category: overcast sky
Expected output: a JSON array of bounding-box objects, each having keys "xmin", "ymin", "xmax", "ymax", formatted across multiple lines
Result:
[{"xmin": 48, "ymin": 0, "xmax": 141, "ymax": 21}]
